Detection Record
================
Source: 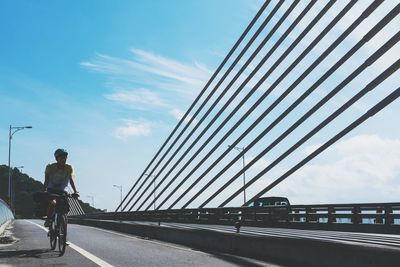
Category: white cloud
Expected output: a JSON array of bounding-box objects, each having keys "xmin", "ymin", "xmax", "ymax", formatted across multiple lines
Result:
[
  {"xmin": 81, "ymin": 49, "xmax": 212, "ymax": 124},
  {"xmin": 114, "ymin": 119, "xmax": 157, "ymax": 139},
  {"xmin": 262, "ymin": 0, "xmax": 399, "ymax": 112},
  {"xmin": 246, "ymin": 0, "xmax": 265, "ymax": 13},
  {"xmin": 269, "ymin": 134, "xmax": 400, "ymax": 204},
  {"xmin": 129, "ymin": 48, "xmax": 211, "ymax": 87},
  {"xmin": 169, "ymin": 108, "xmax": 196, "ymax": 124},
  {"xmin": 105, "ymin": 88, "xmax": 170, "ymax": 111},
  {"xmin": 302, "ymin": 143, "xmax": 322, "ymax": 156},
  {"xmin": 245, "ymin": 156, "xmax": 271, "ymax": 171},
  {"xmin": 81, "ymin": 49, "xmax": 211, "ymax": 98}
]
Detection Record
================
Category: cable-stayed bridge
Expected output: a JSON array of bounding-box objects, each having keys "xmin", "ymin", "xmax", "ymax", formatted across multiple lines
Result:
[
  {"xmin": 113, "ymin": 0, "xmax": 400, "ymax": 215},
  {"xmin": 3, "ymin": 1, "xmax": 400, "ymax": 266}
]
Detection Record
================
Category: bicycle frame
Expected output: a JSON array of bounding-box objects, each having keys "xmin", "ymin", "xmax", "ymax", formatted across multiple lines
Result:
[{"xmin": 47, "ymin": 193, "xmax": 72, "ymax": 255}]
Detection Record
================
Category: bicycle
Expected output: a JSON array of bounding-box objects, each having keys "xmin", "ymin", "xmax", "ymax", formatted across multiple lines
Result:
[{"xmin": 47, "ymin": 192, "xmax": 79, "ymax": 255}]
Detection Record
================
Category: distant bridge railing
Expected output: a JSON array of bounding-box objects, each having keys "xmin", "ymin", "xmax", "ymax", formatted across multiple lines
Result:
[{"xmin": 73, "ymin": 202, "xmax": 400, "ymax": 234}]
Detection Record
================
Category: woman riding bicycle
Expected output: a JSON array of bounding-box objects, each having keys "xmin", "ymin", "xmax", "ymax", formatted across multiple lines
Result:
[{"xmin": 43, "ymin": 148, "xmax": 79, "ymax": 227}]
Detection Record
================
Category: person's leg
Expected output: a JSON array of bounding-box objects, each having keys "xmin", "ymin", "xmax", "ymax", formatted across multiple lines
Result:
[{"xmin": 45, "ymin": 199, "xmax": 56, "ymax": 227}]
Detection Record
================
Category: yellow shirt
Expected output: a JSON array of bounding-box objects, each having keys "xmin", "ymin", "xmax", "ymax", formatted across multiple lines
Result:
[{"xmin": 45, "ymin": 163, "xmax": 74, "ymax": 191}]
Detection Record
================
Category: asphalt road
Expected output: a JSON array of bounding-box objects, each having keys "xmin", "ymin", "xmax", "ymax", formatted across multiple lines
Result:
[
  {"xmin": 0, "ymin": 220, "xmax": 278, "ymax": 267},
  {"xmin": 139, "ymin": 221, "xmax": 400, "ymax": 249}
]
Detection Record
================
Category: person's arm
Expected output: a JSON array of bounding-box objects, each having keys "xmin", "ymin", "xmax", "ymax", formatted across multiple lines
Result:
[
  {"xmin": 43, "ymin": 167, "xmax": 50, "ymax": 191},
  {"xmin": 69, "ymin": 175, "xmax": 78, "ymax": 194}
]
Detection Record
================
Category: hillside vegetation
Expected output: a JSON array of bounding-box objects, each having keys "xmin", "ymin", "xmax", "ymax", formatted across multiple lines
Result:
[{"xmin": 0, "ymin": 165, "xmax": 102, "ymax": 218}]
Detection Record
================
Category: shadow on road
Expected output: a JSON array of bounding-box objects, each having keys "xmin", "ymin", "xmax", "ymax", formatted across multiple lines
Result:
[
  {"xmin": 0, "ymin": 248, "xmax": 62, "ymax": 259},
  {"xmin": 210, "ymin": 252, "xmax": 270, "ymax": 267},
  {"xmin": 206, "ymin": 250, "xmax": 299, "ymax": 267}
]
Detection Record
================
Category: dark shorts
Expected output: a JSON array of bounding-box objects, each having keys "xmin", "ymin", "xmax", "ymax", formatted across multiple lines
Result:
[
  {"xmin": 47, "ymin": 188, "xmax": 67, "ymax": 196},
  {"xmin": 47, "ymin": 189, "xmax": 69, "ymax": 213},
  {"xmin": 32, "ymin": 190, "xmax": 65, "ymax": 218}
]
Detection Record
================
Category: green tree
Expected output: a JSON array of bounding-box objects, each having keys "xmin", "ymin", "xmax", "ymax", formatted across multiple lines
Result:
[{"xmin": 0, "ymin": 165, "xmax": 102, "ymax": 218}]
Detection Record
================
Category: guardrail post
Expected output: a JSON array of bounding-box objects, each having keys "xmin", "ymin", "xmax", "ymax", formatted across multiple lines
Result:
[
  {"xmin": 190, "ymin": 209, "xmax": 196, "ymax": 223},
  {"xmin": 291, "ymin": 209, "xmax": 298, "ymax": 222},
  {"xmin": 306, "ymin": 207, "xmax": 311, "ymax": 223},
  {"xmin": 235, "ymin": 221, "xmax": 241, "ymax": 233},
  {"xmin": 328, "ymin": 206, "xmax": 335, "ymax": 224},
  {"xmin": 157, "ymin": 210, "xmax": 161, "ymax": 225},
  {"xmin": 376, "ymin": 207, "xmax": 383, "ymax": 224},
  {"xmin": 352, "ymin": 206, "xmax": 360, "ymax": 225},
  {"xmin": 210, "ymin": 208, "xmax": 218, "ymax": 224},
  {"xmin": 385, "ymin": 205, "xmax": 393, "ymax": 225}
]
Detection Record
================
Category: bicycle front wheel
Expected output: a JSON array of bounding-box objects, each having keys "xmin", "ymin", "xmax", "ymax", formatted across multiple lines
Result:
[
  {"xmin": 58, "ymin": 215, "xmax": 67, "ymax": 255},
  {"xmin": 49, "ymin": 221, "xmax": 57, "ymax": 250}
]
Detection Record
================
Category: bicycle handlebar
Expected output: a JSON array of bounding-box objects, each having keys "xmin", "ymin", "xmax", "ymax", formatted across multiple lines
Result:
[{"xmin": 47, "ymin": 192, "xmax": 79, "ymax": 199}]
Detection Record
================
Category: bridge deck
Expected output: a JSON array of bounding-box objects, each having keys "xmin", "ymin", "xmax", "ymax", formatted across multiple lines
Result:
[
  {"xmin": 129, "ymin": 221, "xmax": 400, "ymax": 250},
  {"xmin": 0, "ymin": 220, "xmax": 276, "ymax": 266},
  {"xmin": 69, "ymin": 218, "xmax": 400, "ymax": 266}
]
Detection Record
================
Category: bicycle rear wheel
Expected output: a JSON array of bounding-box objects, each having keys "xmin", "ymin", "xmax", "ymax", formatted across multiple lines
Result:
[{"xmin": 58, "ymin": 215, "xmax": 67, "ymax": 255}]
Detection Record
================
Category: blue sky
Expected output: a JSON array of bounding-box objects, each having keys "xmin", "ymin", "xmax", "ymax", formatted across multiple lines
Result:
[
  {"xmin": 0, "ymin": 0, "xmax": 261, "ymax": 210},
  {"xmin": 0, "ymin": 1, "xmax": 399, "ymax": 211}
]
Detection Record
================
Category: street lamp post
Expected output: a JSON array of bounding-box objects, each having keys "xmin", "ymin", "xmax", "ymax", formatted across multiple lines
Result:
[
  {"xmin": 144, "ymin": 173, "xmax": 156, "ymax": 210},
  {"xmin": 11, "ymin": 166, "xmax": 24, "ymax": 213},
  {"xmin": 228, "ymin": 145, "xmax": 247, "ymax": 205},
  {"xmin": 87, "ymin": 195, "xmax": 94, "ymax": 208},
  {"xmin": 113, "ymin": 185, "xmax": 123, "ymax": 212},
  {"xmin": 8, "ymin": 125, "xmax": 32, "ymax": 209}
]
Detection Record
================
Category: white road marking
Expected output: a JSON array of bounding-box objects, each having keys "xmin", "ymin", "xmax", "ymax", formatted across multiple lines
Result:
[
  {"xmin": 25, "ymin": 220, "xmax": 114, "ymax": 267},
  {"xmin": 67, "ymin": 243, "xmax": 114, "ymax": 267}
]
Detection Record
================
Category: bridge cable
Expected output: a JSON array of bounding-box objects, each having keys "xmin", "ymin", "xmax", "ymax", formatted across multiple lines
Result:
[
  {"xmin": 217, "ymin": 34, "xmax": 400, "ymax": 207},
  {"xmin": 67, "ymin": 199, "xmax": 78, "ymax": 216},
  {"xmin": 244, "ymin": 85, "xmax": 400, "ymax": 206},
  {"xmin": 194, "ymin": 4, "xmax": 399, "ymax": 208},
  {"xmin": 137, "ymin": 0, "xmax": 320, "ymax": 211},
  {"xmin": 149, "ymin": 0, "xmax": 346, "ymax": 211},
  {"xmin": 118, "ymin": 0, "xmax": 272, "ymax": 212},
  {"xmin": 75, "ymin": 198, "xmax": 86, "ymax": 215},
  {"xmin": 180, "ymin": 0, "xmax": 388, "ymax": 209},
  {"xmin": 158, "ymin": 0, "xmax": 362, "ymax": 210},
  {"xmin": 116, "ymin": 0, "xmax": 273, "ymax": 211},
  {"xmin": 200, "ymin": 11, "xmax": 398, "ymax": 207},
  {"xmin": 134, "ymin": 1, "xmax": 312, "ymax": 211},
  {"xmin": 129, "ymin": 0, "xmax": 292, "ymax": 211},
  {"xmin": 127, "ymin": 1, "xmax": 296, "ymax": 211},
  {"xmin": 66, "ymin": 187, "xmax": 79, "ymax": 215},
  {"xmin": 67, "ymin": 187, "xmax": 85, "ymax": 215},
  {"xmin": 121, "ymin": 0, "xmax": 280, "ymax": 211}
]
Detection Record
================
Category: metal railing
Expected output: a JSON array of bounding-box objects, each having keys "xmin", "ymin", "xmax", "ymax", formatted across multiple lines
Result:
[
  {"xmin": 0, "ymin": 198, "xmax": 14, "ymax": 227},
  {"xmin": 73, "ymin": 202, "xmax": 400, "ymax": 234}
]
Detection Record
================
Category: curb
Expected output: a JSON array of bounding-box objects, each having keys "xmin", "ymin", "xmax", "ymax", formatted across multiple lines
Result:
[
  {"xmin": 0, "ymin": 219, "xmax": 12, "ymax": 236},
  {"xmin": 69, "ymin": 218, "xmax": 400, "ymax": 267}
]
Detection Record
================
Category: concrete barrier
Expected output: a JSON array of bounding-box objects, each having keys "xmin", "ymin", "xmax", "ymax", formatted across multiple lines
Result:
[
  {"xmin": 69, "ymin": 218, "xmax": 400, "ymax": 267},
  {"xmin": 0, "ymin": 198, "xmax": 13, "ymax": 236},
  {"xmin": 0, "ymin": 219, "xmax": 12, "ymax": 237}
]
